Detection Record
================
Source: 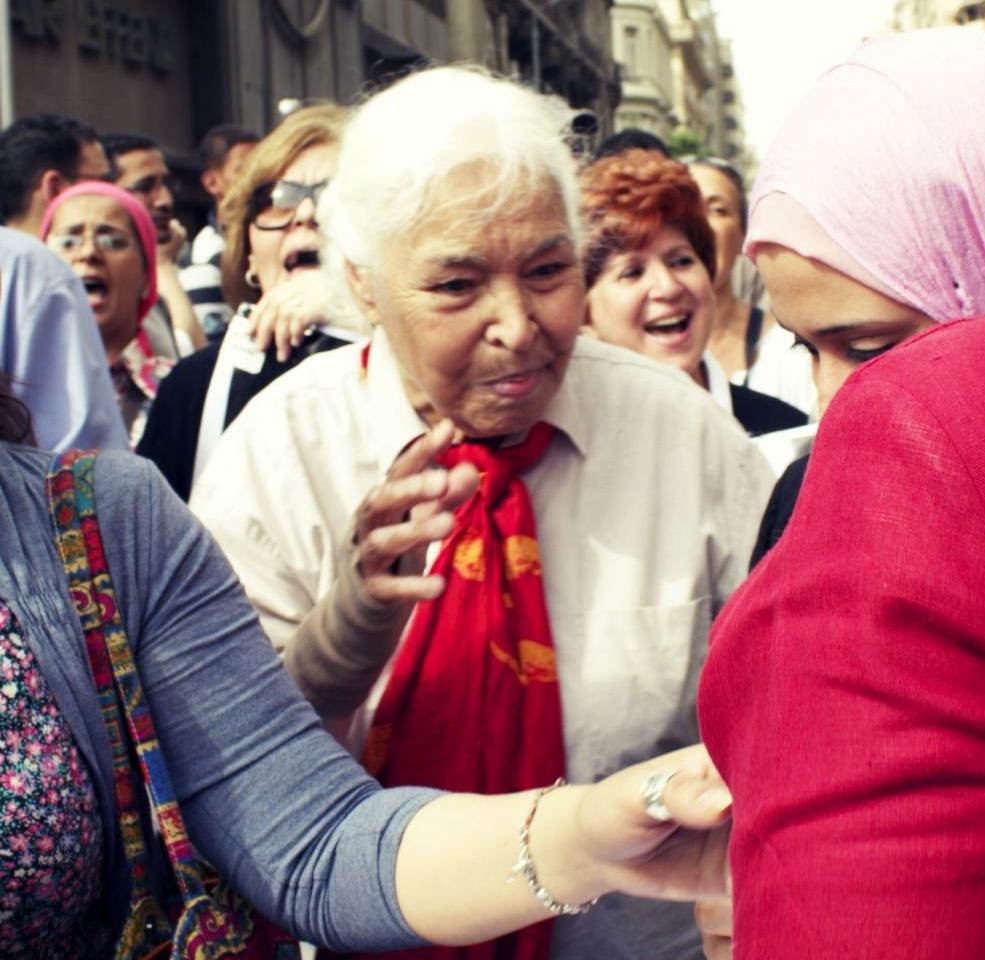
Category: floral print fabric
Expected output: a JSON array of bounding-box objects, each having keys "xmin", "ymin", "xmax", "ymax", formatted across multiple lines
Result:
[{"xmin": 0, "ymin": 601, "xmax": 106, "ymax": 957}]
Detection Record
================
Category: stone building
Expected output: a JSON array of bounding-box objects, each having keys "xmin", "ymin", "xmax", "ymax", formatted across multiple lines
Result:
[
  {"xmin": 0, "ymin": 0, "xmax": 618, "ymax": 216},
  {"xmin": 609, "ymin": 0, "xmax": 749, "ymax": 164}
]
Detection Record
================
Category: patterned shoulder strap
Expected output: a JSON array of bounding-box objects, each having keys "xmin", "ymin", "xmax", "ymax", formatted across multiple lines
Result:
[
  {"xmin": 46, "ymin": 451, "xmax": 209, "ymax": 902},
  {"xmin": 47, "ymin": 451, "xmax": 287, "ymax": 960}
]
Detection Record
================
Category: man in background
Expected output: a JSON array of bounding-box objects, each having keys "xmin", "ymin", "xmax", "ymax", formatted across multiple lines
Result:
[
  {"xmin": 181, "ymin": 125, "xmax": 258, "ymax": 341},
  {"xmin": 0, "ymin": 114, "xmax": 110, "ymax": 236},
  {"xmin": 102, "ymin": 132, "xmax": 205, "ymax": 351}
]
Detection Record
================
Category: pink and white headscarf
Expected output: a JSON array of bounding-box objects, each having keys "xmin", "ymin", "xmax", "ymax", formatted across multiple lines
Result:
[{"xmin": 746, "ymin": 27, "xmax": 985, "ymax": 322}]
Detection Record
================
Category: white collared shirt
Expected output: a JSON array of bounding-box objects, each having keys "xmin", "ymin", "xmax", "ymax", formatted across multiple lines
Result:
[
  {"xmin": 193, "ymin": 329, "xmax": 772, "ymax": 771},
  {"xmin": 191, "ymin": 330, "xmax": 774, "ymax": 957}
]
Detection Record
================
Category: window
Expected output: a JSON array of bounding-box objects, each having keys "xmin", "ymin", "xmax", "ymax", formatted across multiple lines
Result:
[{"xmin": 624, "ymin": 25, "xmax": 639, "ymax": 78}]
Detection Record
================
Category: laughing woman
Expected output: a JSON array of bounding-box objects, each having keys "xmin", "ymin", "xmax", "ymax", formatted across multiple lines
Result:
[
  {"xmin": 41, "ymin": 181, "xmax": 176, "ymax": 448},
  {"xmin": 137, "ymin": 103, "xmax": 357, "ymax": 501},
  {"xmin": 580, "ymin": 151, "xmax": 807, "ymax": 439}
]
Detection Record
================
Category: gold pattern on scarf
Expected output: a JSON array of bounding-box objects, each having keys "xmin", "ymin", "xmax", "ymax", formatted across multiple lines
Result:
[
  {"xmin": 503, "ymin": 535, "xmax": 541, "ymax": 579},
  {"xmin": 452, "ymin": 536, "xmax": 485, "ymax": 580},
  {"xmin": 489, "ymin": 639, "xmax": 557, "ymax": 685}
]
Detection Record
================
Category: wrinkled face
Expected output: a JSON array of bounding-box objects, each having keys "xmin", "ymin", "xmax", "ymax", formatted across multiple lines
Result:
[
  {"xmin": 757, "ymin": 244, "xmax": 935, "ymax": 415},
  {"xmin": 586, "ymin": 225, "xmax": 714, "ymax": 383},
  {"xmin": 689, "ymin": 164, "xmax": 744, "ymax": 292},
  {"xmin": 247, "ymin": 142, "xmax": 337, "ymax": 294},
  {"xmin": 46, "ymin": 194, "xmax": 146, "ymax": 344},
  {"xmin": 112, "ymin": 148, "xmax": 174, "ymax": 243},
  {"xmin": 355, "ymin": 167, "xmax": 584, "ymax": 438}
]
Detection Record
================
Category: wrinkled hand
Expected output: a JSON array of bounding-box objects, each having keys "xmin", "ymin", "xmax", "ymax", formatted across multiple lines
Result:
[
  {"xmin": 247, "ymin": 269, "xmax": 335, "ymax": 361},
  {"xmin": 354, "ymin": 418, "xmax": 479, "ymax": 605},
  {"xmin": 576, "ymin": 744, "xmax": 731, "ymax": 903},
  {"xmin": 696, "ymin": 895, "xmax": 732, "ymax": 960},
  {"xmin": 157, "ymin": 218, "xmax": 186, "ymax": 263}
]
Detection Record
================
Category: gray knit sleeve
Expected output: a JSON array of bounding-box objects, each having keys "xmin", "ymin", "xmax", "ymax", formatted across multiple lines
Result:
[{"xmin": 95, "ymin": 451, "xmax": 440, "ymax": 949}]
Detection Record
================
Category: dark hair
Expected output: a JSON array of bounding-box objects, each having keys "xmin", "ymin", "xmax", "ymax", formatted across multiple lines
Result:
[
  {"xmin": 595, "ymin": 128, "xmax": 669, "ymax": 161},
  {"xmin": 686, "ymin": 156, "xmax": 748, "ymax": 232},
  {"xmin": 0, "ymin": 375, "xmax": 35, "ymax": 445},
  {"xmin": 198, "ymin": 124, "xmax": 260, "ymax": 172},
  {"xmin": 0, "ymin": 114, "xmax": 100, "ymax": 223},
  {"xmin": 101, "ymin": 132, "xmax": 159, "ymax": 178},
  {"xmin": 580, "ymin": 149, "xmax": 717, "ymax": 288}
]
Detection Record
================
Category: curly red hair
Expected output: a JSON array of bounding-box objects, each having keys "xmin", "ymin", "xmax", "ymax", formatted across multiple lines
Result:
[{"xmin": 580, "ymin": 149, "xmax": 716, "ymax": 288}]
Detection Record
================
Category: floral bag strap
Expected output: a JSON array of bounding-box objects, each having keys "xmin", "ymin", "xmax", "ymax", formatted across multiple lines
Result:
[{"xmin": 46, "ymin": 450, "xmax": 270, "ymax": 960}]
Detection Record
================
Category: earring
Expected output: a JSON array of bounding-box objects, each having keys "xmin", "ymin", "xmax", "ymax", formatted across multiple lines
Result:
[{"xmin": 245, "ymin": 268, "xmax": 261, "ymax": 289}]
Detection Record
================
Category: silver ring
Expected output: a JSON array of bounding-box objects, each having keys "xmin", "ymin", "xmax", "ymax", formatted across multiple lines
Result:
[{"xmin": 641, "ymin": 770, "xmax": 676, "ymax": 822}]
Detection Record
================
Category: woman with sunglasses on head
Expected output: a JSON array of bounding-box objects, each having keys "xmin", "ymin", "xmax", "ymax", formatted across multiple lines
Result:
[
  {"xmin": 41, "ymin": 181, "xmax": 175, "ymax": 449},
  {"xmin": 687, "ymin": 156, "xmax": 816, "ymax": 417},
  {"xmin": 138, "ymin": 103, "xmax": 356, "ymax": 501}
]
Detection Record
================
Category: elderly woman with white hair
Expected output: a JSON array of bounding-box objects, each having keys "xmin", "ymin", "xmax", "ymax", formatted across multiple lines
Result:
[{"xmin": 192, "ymin": 66, "xmax": 773, "ymax": 960}]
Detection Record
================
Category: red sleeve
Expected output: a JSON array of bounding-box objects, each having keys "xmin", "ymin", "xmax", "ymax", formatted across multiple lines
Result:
[{"xmin": 699, "ymin": 368, "xmax": 985, "ymax": 959}]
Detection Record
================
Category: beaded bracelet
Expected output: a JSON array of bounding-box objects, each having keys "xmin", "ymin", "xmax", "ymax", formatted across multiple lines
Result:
[{"xmin": 507, "ymin": 777, "xmax": 600, "ymax": 916}]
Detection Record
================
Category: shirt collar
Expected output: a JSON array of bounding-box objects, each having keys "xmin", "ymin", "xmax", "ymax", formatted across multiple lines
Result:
[{"xmin": 365, "ymin": 329, "xmax": 588, "ymax": 471}]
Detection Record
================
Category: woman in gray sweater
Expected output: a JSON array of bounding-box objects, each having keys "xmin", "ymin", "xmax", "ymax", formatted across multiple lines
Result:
[{"xmin": 0, "ymin": 374, "xmax": 728, "ymax": 956}]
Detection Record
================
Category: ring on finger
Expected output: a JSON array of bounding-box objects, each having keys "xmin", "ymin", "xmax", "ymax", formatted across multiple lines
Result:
[{"xmin": 641, "ymin": 770, "xmax": 677, "ymax": 822}]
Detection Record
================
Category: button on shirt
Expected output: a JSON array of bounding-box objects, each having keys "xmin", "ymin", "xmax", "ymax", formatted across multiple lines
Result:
[{"xmin": 192, "ymin": 330, "xmax": 774, "ymax": 960}]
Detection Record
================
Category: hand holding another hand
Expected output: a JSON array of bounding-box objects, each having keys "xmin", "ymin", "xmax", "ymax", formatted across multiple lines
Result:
[{"xmin": 574, "ymin": 744, "xmax": 732, "ymax": 904}]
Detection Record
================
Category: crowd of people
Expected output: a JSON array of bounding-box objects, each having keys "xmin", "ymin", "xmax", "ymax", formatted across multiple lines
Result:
[{"xmin": 0, "ymin": 23, "xmax": 983, "ymax": 960}]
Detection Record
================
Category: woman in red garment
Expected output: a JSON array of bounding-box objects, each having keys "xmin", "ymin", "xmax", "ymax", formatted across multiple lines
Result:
[{"xmin": 698, "ymin": 27, "xmax": 985, "ymax": 959}]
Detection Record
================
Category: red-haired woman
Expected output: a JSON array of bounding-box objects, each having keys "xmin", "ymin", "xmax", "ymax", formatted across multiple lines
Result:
[{"xmin": 580, "ymin": 150, "xmax": 806, "ymax": 439}]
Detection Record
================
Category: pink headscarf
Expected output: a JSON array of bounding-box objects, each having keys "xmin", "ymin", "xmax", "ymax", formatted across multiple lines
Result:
[
  {"xmin": 40, "ymin": 180, "xmax": 158, "ymax": 323},
  {"xmin": 746, "ymin": 27, "xmax": 985, "ymax": 322}
]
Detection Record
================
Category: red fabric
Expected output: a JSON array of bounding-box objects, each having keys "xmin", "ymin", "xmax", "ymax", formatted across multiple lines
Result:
[
  {"xmin": 355, "ymin": 422, "xmax": 565, "ymax": 960},
  {"xmin": 698, "ymin": 318, "xmax": 985, "ymax": 959}
]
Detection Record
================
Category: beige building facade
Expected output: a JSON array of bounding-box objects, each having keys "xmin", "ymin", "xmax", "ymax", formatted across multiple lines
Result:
[{"xmin": 611, "ymin": 0, "xmax": 749, "ymax": 165}]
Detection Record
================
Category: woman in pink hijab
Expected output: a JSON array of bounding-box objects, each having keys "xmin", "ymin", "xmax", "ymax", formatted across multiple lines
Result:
[
  {"xmin": 697, "ymin": 27, "xmax": 985, "ymax": 959},
  {"xmin": 41, "ymin": 181, "xmax": 178, "ymax": 447}
]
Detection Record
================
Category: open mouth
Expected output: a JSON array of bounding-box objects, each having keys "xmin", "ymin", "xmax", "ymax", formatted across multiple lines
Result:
[
  {"xmin": 283, "ymin": 248, "xmax": 320, "ymax": 273},
  {"xmin": 81, "ymin": 277, "xmax": 108, "ymax": 299},
  {"xmin": 643, "ymin": 313, "xmax": 691, "ymax": 337}
]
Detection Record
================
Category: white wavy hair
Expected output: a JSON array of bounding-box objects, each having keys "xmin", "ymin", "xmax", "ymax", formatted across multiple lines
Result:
[{"xmin": 318, "ymin": 65, "xmax": 582, "ymax": 332}]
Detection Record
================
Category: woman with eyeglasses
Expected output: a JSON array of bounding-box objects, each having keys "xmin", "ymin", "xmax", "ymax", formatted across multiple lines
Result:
[
  {"xmin": 687, "ymin": 156, "xmax": 816, "ymax": 417},
  {"xmin": 137, "ymin": 103, "xmax": 358, "ymax": 501},
  {"xmin": 41, "ymin": 181, "xmax": 177, "ymax": 448}
]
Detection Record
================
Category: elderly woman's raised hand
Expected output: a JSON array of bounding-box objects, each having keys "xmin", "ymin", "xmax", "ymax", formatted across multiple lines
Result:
[{"xmin": 355, "ymin": 418, "xmax": 480, "ymax": 605}]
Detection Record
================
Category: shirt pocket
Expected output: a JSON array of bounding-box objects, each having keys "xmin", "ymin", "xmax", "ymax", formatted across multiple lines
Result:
[{"xmin": 563, "ymin": 598, "xmax": 711, "ymax": 782}]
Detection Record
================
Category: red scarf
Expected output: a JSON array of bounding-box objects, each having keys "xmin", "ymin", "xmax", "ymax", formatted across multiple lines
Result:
[{"xmin": 348, "ymin": 422, "xmax": 566, "ymax": 960}]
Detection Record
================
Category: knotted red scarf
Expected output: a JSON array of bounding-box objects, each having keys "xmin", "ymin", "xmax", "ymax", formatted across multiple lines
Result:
[{"xmin": 354, "ymin": 421, "xmax": 566, "ymax": 960}]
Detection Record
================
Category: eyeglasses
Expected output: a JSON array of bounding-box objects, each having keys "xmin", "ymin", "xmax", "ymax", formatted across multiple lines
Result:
[
  {"xmin": 250, "ymin": 179, "xmax": 328, "ymax": 230},
  {"xmin": 48, "ymin": 229, "xmax": 136, "ymax": 254},
  {"xmin": 124, "ymin": 173, "xmax": 181, "ymax": 198}
]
